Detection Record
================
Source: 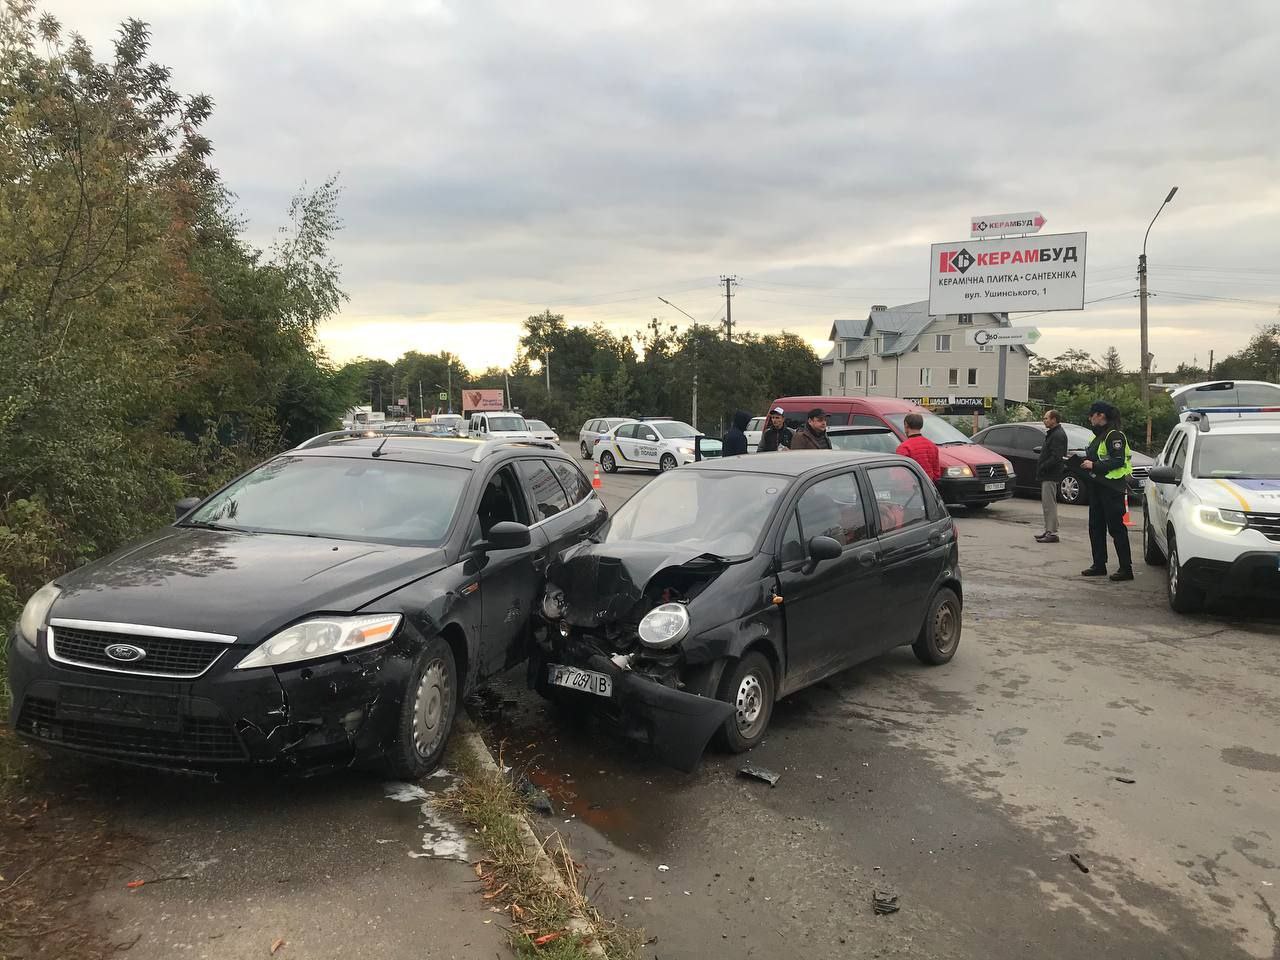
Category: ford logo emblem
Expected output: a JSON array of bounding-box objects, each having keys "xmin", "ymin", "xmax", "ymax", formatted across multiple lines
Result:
[{"xmin": 104, "ymin": 643, "xmax": 147, "ymax": 663}]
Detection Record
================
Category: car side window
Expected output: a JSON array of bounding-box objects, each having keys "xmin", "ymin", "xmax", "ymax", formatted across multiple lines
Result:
[
  {"xmin": 983, "ymin": 426, "xmax": 1010, "ymax": 447},
  {"xmin": 549, "ymin": 459, "xmax": 591, "ymax": 504},
  {"xmin": 616, "ymin": 424, "xmax": 636, "ymax": 440},
  {"xmin": 780, "ymin": 512, "xmax": 804, "ymax": 564},
  {"xmin": 516, "ymin": 459, "xmax": 571, "ymax": 521},
  {"xmin": 1158, "ymin": 430, "xmax": 1179, "ymax": 464},
  {"xmin": 1014, "ymin": 426, "xmax": 1041, "ymax": 450},
  {"xmin": 476, "ymin": 465, "xmax": 530, "ymax": 537},
  {"xmin": 795, "ymin": 473, "xmax": 869, "ymax": 547},
  {"xmin": 868, "ymin": 464, "xmax": 929, "ymax": 533},
  {"xmin": 639, "ymin": 427, "xmax": 659, "ymax": 442},
  {"xmin": 1169, "ymin": 432, "xmax": 1189, "ymax": 475}
]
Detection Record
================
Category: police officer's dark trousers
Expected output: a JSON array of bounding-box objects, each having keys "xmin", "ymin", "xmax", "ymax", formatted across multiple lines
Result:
[{"xmin": 1088, "ymin": 485, "xmax": 1131, "ymax": 572}]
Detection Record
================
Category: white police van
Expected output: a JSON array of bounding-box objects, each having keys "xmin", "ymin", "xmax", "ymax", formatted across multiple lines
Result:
[{"xmin": 1142, "ymin": 406, "xmax": 1280, "ymax": 613}]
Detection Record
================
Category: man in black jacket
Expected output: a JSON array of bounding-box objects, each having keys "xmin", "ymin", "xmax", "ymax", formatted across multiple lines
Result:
[
  {"xmin": 722, "ymin": 410, "xmax": 751, "ymax": 457},
  {"xmin": 758, "ymin": 407, "xmax": 793, "ymax": 452},
  {"xmin": 1035, "ymin": 409, "xmax": 1068, "ymax": 543}
]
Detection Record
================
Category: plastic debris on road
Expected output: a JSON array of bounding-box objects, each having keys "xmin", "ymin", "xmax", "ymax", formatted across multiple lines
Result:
[{"xmin": 737, "ymin": 763, "xmax": 781, "ymax": 787}]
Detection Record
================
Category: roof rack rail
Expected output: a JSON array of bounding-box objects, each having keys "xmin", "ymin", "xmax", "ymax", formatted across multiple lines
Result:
[
  {"xmin": 293, "ymin": 429, "xmax": 471, "ymax": 450},
  {"xmin": 469, "ymin": 438, "xmax": 559, "ymax": 461}
]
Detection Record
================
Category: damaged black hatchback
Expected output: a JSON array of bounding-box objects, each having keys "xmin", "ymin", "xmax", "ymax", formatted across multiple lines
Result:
[
  {"xmin": 531, "ymin": 451, "xmax": 962, "ymax": 771},
  {"xmin": 8, "ymin": 434, "xmax": 605, "ymax": 776}
]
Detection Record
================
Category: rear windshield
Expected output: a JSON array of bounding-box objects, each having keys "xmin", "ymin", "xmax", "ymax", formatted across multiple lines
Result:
[
  {"xmin": 527, "ymin": 420, "xmax": 551, "ymax": 432},
  {"xmin": 829, "ymin": 431, "xmax": 899, "ymax": 454},
  {"xmin": 486, "ymin": 416, "xmax": 527, "ymax": 431},
  {"xmin": 1175, "ymin": 382, "xmax": 1280, "ymax": 412}
]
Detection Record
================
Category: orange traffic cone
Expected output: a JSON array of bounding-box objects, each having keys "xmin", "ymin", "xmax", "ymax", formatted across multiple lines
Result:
[
  {"xmin": 592, "ymin": 463, "xmax": 602, "ymax": 490},
  {"xmin": 1122, "ymin": 492, "xmax": 1133, "ymax": 528}
]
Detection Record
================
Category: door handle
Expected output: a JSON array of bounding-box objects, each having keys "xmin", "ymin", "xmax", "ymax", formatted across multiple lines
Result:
[
  {"xmin": 856, "ymin": 551, "xmax": 877, "ymax": 568},
  {"xmin": 531, "ymin": 553, "xmax": 547, "ymax": 573}
]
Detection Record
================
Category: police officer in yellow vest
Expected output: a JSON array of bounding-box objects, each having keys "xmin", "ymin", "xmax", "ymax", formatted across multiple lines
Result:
[{"xmin": 1079, "ymin": 401, "xmax": 1134, "ymax": 581}]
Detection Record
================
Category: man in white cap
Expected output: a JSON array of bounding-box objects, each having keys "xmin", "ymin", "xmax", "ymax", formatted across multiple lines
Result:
[{"xmin": 757, "ymin": 407, "xmax": 793, "ymax": 452}]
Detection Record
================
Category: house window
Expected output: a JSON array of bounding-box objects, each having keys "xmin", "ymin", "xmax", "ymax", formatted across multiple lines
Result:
[
  {"xmin": 935, "ymin": 334, "xmax": 951, "ymax": 352},
  {"xmin": 978, "ymin": 343, "xmax": 994, "ymax": 353},
  {"xmin": 869, "ymin": 369, "xmax": 878, "ymax": 387},
  {"xmin": 958, "ymin": 314, "xmax": 973, "ymax": 325},
  {"xmin": 920, "ymin": 368, "xmax": 932, "ymax": 387},
  {"xmin": 838, "ymin": 372, "xmax": 846, "ymax": 389},
  {"xmin": 874, "ymin": 336, "xmax": 883, "ymax": 353},
  {"xmin": 968, "ymin": 368, "xmax": 978, "ymax": 386},
  {"xmin": 855, "ymin": 370, "xmax": 863, "ymax": 387},
  {"xmin": 948, "ymin": 368, "xmax": 959, "ymax": 386}
]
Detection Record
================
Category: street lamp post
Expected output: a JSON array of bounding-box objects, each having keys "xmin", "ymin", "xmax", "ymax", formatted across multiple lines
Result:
[{"xmin": 1139, "ymin": 186, "xmax": 1178, "ymax": 447}]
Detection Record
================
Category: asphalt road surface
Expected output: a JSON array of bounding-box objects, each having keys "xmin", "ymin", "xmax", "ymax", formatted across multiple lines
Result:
[{"xmin": 478, "ymin": 451, "xmax": 1280, "ymax": 959}]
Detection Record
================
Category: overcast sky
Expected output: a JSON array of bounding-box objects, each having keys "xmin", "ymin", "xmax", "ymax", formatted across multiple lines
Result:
[{"xmin": 53, "ymin": 0, "xmax": 1280, "ymax": 375}]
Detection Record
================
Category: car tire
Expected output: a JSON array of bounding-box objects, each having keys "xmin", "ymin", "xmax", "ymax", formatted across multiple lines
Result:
[
  {"xmin": 1143, "ymin": 509, "xmax": 1166, "ymax": 566},
  {"xmin": 912, "ymin": 587, "xmax": 962, "ymax": 665},
  {"xmin": 715, "ymin": 652, "xmax": 775, "ymax": 753},
  {"xmin": 600, "ymin": 451, "xmax": 617, "ymax": 473},
  {"xmin": 384, "ymin": 635, "xmax": 457, "ymax": 779},
  {"xmin": 580, "ymin": 441, "xmax": 591, "ymax": 459},
  {"xmin": 1058, "ymin": 475, "xmax": 1087, "ymax": 505},
  {"xmin": 659, "ymin": 453, "xmax": 678, "ymax": 473},
  {"xmin": 1166, "ymin": 534, "xmax": 1205, "ymax": 614}
]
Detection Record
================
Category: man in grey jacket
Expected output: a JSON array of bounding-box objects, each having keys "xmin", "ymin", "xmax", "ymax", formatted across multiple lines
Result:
[{"xmin": 1035, "ymin": 409, "xmax": 1068, "ymax": 543}]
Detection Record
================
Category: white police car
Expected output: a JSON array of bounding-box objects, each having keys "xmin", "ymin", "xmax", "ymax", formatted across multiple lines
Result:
[
  {"xmin": 594, "ymin": 419, "xmax": 721, "ymax": 473},
  {"xmin": 1142, "ymin": 409, "xmax": 1280, "ymax": 613}
]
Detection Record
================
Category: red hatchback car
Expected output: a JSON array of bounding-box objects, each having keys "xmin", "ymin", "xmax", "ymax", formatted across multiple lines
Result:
[{"xmin": 771, "ymin": 396, "xmax": 1015, "ymax": 508}]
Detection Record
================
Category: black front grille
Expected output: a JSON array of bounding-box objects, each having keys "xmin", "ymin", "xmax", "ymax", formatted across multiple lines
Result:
[
  {"xmin": 50, "ymin": 626, "xmax": 226, "ymax": 677},
  {"xmin": 16, "ymin": 697, "xmax": 246, "ymax": 762},
  {"xmin": 1245, "ymin": 512, "xmax": 1280, "ymax": 543},
  {"xmin": 976, "ymin": 464, "xmax": 1008, "ymax": 480}
]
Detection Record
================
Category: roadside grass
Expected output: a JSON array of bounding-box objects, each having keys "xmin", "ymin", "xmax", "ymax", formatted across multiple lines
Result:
[{"xmin": 436, "ymin": 737, "xmax": 640, "ymax": 960}]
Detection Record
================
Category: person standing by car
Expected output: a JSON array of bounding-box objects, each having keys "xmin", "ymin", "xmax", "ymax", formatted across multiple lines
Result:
[
  {"xmin": 1035, "ymin": 409, "xmax": 1068, "ymax": 543},
  {"xmin": 895, "ymin": 413, "xmax": 941, "ymax": 484},
  {"xmin": 722, "ymin": 410, "xmax": 751, "ymax": 456},
  {"xmin": 1079, "ymin": 401, "xmax": 1134, "ymax": 581},
  {"xmin": 758, "ymin": 407, "xmax": 793, "ymax": 452},
  {"xmin": 790, "ymin": 409, "xmax": 832, "ymax": 450}
]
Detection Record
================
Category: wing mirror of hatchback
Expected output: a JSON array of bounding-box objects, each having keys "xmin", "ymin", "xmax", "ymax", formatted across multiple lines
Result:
[
  {"xmin": 1032, "ymin": 445, "xmax": 1042, "ymax": 453},
  {"xmin": 1147, "ymin": 465, "xmax": 1180, "ymax": 485},
  {"xmin": 803, "ymin": 535, "xmax": 843, "ymax": 573},
  {"xmin": 175, "ymin": 496, "xmax": 201, "ymax": 520},
  {"xmin": 472, "ymin": 521, "xmax": 532, "ymax": 554}
]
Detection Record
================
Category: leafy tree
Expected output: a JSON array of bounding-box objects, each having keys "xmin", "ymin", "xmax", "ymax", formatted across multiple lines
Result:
[{"xmin": 1213, "ymin": 323, "xmax": 1280, "ymax": 382}]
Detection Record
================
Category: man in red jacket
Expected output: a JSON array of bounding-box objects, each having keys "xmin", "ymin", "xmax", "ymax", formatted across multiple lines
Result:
[{"xmin": 896, "ymin": 412, "xmax": 941, "ymax": 483}]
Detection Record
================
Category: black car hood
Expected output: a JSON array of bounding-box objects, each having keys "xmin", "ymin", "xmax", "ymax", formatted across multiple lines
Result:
[
  {"xmin": 50, "ymin": 526, "xmax": 446, "ymax": 639},
  {"xmin": 550, "ymin": 541, "xmax": 734, "ymax": 627}
]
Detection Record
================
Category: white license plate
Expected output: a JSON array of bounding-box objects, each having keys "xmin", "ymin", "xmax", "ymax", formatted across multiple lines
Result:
[
  {"xmin": 547, "ymin": 664, "xmax": 613, "ymax": 698},
  {"xmin": 984, "ymin": 482, "xmax": 1005, "ymax": 492}
]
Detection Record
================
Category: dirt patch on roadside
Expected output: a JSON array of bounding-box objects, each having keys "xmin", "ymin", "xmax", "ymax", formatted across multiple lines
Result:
[{"xmin": 0, "ymin": 735, "xmax": 138, "ymax": 960}]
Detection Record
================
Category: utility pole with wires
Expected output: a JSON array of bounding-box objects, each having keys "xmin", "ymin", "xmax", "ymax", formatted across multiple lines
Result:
[
  {"xmin": 1139, "ymin": 186, "xmax": 1178, "ymax": 447},
  {"xmin": 719, "ymin": 274, "xmax": 738, "ymax": 341}
]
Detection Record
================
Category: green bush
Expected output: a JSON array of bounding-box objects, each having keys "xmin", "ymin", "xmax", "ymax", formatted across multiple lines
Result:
[{"xmin": 1053, "ymin": 384, "xmax": 1177, "ymax": 454}]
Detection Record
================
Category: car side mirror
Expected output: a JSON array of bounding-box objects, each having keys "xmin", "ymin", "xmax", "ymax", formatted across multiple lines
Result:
[
  {"xmin": 472, "ymin": 520, "xmax": 532, "ymax": 554},
  {"xmin": 803, "ymin": 535, "xmax": 843, "ymax": 573},
  {"xmin": 1032, "ymin": 445, "xmax": 1042, "ymax": 454},
  {"xmin": 1147, "ymin": 465, "xmax": 1180, "ymax": 485},
  {"xmin": 175, "ymin": 496, "xmax": 201, "ymax": 520}
]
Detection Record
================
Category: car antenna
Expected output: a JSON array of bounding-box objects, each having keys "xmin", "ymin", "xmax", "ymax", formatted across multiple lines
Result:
[{"xmin": 371, "ymin": 436, "xmax": 389, "ymax": 458}]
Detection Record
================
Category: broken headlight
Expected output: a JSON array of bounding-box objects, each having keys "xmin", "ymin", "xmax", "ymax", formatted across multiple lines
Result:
[
  {"xmin": 235, "ymin": 614, "xmax": 403, "ymax": 670},
  {"xmin": 637, "ymin": 603, "xmax": 690, "ymax": 649},
  {"xmin": 541, "ymin": 588, "xmax": 565, "ymax": 621},
  {"xmin": 18, "ymin": 582, "xmax": 61, "ymax": 648}
]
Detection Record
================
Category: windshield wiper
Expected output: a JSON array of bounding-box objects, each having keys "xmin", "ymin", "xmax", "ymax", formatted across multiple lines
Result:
[
  {"xmin": 179, "ymin": 519, "xmax": 238, "ymax": 531},
  {"xmin": 939, "ymin": 440, "xmax": 971, "ymax": 446}
]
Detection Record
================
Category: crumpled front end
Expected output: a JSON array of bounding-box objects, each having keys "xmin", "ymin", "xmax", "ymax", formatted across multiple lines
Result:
[{"xmin": 530, "ymin": 544, "xmax": 748, "ymax": 771}]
